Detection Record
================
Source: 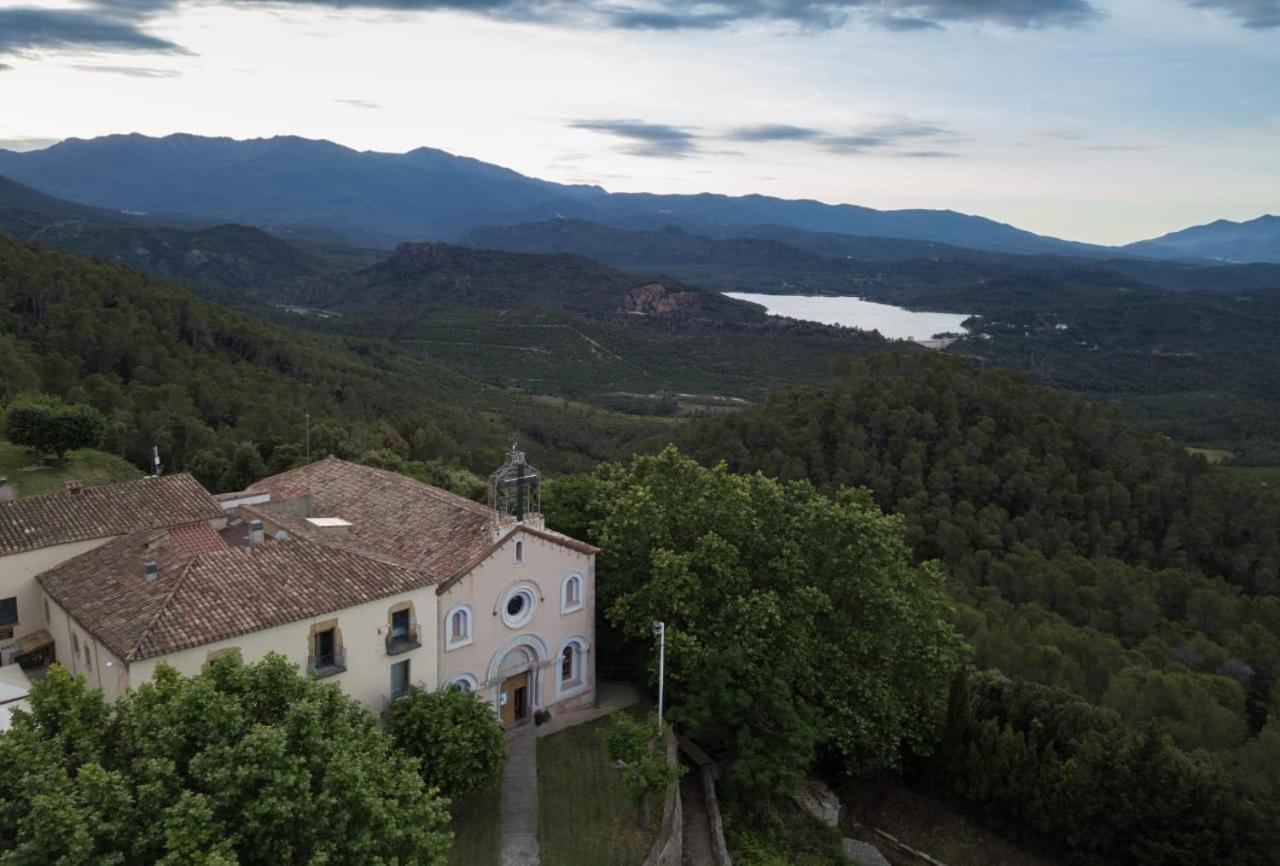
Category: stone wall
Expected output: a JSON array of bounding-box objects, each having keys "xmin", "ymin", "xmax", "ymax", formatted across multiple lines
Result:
[{"xmin": 642, "ymin": 734, "xmax": 683, "ymax": 866}]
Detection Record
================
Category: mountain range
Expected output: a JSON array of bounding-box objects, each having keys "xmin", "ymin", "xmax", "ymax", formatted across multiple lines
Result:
[
  {"xmin": 0, "ymin": 132, "xmax": 1232, "ymax": 259},
  {"xmin": 1124, "ymin": 215, "xmax": 1280, "ymax": 264}
]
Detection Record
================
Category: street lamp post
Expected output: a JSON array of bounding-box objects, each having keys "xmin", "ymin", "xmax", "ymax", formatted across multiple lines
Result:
[{"xmin": 652, "ymin": 620, "xmax": 665, "ymax": 736}]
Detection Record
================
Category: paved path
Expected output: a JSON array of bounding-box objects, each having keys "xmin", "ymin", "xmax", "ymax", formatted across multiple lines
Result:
[
  {"xmin": 680, "ymin": 772, "xmax": 714, "ymax": 866},
  {"xmin": 501, "ymin": 728, "xmax": 541, "ymax": 866},
  {"xmin": 536, "ymin": 681, "xmax": 643, "ymax": 738}
]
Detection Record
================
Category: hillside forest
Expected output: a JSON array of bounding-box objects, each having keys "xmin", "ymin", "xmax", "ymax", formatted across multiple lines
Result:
[{"xmin": 3, "ymin": 181, "xmax": 1280, "ymax": 865}]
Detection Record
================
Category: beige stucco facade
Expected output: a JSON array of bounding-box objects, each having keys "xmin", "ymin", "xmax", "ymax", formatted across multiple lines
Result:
[
  {"xmin": 43, "ymin": 583, "xmax": 440, "ymax": 712},
  {"xmin": 0, "ymin": 538, "xmax": 114, "ymax": 664},
  {"xmin": 438, "ymin": 524, "xmax": 596, "ymax": 725}
]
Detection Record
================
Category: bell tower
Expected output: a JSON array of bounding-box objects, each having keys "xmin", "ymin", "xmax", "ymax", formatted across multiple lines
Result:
[{"xmin": 488, "ymin": 438, "xmax": 542, "ymax": 535}]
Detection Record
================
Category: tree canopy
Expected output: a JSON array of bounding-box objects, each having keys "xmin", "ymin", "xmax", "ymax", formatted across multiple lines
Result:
[
  {"xmin": 3, "ymin": 394, "xmax": 105, "ymax": 463},
  {"xmin": 384, "ymin": 686, "xmax": 507, "ymax": 801},
  {"xmin": 548, "ymin": 446, "xmax": 965, "ymax": 796},
  {"xmin": 0, "ymin": 656, "xmax": 450, "ymax": 866}
]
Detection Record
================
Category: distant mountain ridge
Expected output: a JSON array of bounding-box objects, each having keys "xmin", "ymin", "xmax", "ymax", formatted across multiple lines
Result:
[
  {"xmin": 0, "ymin": 133, "xmax": 1107, "ymax": 255},
  {"xmin": 272, "ymin": 240, "xmax": 765, "ymax": 324},
  {"xmin": 0, "ymin": 172, "xmax": 381, "ymax": 292},
  {"xmin": 464, "ymin": 218, "xmax": 1280, "ymax": 306},
  {"xmin": 1124, "ymin": 214, "xmax": 1280, "ymax": 264}
]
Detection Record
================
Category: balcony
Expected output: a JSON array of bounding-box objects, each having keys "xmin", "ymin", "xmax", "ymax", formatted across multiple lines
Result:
[
  {"xmin": 385, "ymin": 626, "xmax": 421, "ymax": 656},
  {"xmin": 307, "ymin": 647, "xmax": 347, "ymax": 679}
]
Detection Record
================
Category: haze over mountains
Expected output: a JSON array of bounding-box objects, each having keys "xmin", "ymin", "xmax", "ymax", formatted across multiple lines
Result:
[{"xmin": 2, "ymin": 132, "xmax": 1274, "ymax": 263}]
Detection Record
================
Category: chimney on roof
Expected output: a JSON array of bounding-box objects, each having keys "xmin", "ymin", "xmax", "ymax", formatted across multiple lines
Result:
[
  {"xmin": 64, "ymin": 479, "xmax": 83, "ymax": 496},
  {"xmin": 143, "ymin": 561, "xmax": 159, "ymax": 582},
  {"xmin": 249, "ymin": 520, "xmax": 265, "ymax": 546}
]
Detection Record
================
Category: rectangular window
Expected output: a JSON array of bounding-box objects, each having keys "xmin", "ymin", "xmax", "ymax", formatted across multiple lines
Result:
[
  {"xmin": 72, "ymin": 632, "xmax": 80, "ymax": 654},
  {"xmin": 314, "ymin": 627, "xmax": 337, "ymax": 669},
  {"xmin": 390, "ymin": 659, "xmax": 410, "ymax": 698},
  {"xmin": 43, "ymin": 597, "xmax": 50, "ymax": 623},
  {"xmin": 0, "ymin": 597, "xmax": 17, "ymax": 627},
  {"xmin": 390, "ymin": 609, "xmax": 410, "ymax": 640}
]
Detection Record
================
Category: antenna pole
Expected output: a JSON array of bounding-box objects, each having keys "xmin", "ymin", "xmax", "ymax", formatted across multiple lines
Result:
[{"xmin": 305, "ymin": 412, "xmax": 311, "ymax": 464}]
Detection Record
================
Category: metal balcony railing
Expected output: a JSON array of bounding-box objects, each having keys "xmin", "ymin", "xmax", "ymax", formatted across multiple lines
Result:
[
  {"xmin": 385, "ymin": 626, "xmax": 421, "ymax": 656},
  {"xmin": 307, "ymin": 647, "xmax": 347, "ymax": 678}
]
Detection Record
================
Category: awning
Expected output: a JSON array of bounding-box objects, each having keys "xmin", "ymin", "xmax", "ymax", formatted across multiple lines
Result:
[{"xmin": 15, "ymin": 629, "xmax": 53, "ymax": 656}]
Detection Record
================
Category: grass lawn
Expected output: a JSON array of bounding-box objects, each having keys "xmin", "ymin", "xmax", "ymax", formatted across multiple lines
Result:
[
  {"xmin": 0, "ymin": 441, "xmax": 141, "ymax": 498},
  {"xmin": 537, "ymin": 711, "xmax": 658, "ymax": 866},
  {"xmin": 449, "ymin": 787, "xmax": 502, "ymax": 866}
]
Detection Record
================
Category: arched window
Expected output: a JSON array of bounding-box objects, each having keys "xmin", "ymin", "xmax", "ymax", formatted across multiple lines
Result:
[
  {"xmin": 445, "ymin": 673, "xmax": 478, "ymax": 693},
  {"xmin": 561, "ymin": 573, "xmax": 583, "ymax": 614},
  {"xmin": 445, "ymin": 604, "xmax": 473, "ymax": 650},
  {"xmin": 515, "ymin": 540, "xmax": 524, "ymax": 564},
  {"xmin": 561, "ymin": 645, "xmax": 574, "ymax": 681},
  {"xmin": 555, "ymin": 636, "xmax": 589, "ymax": 698}
]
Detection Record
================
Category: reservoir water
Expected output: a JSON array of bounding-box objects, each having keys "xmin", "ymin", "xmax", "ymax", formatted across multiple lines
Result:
[{"xmin": 724, "ymin": 292, "xmax": 972, "ymax": 343}]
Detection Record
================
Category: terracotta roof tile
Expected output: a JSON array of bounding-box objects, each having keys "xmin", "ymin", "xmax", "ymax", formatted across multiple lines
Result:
[
  {"xmin": 39, "ymin": 521, "xmax": 432, "ymax": 662},
  {"xmin": 246, "ymin": 457, "xmax": 496, "ymax": 576},
  {"xmin": 0, "ymin": 474, "xmax": 222, "ymax": 556}
]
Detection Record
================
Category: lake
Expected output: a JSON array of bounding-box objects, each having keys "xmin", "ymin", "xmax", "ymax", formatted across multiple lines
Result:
[{"xmin": 724, "ymin": 292, "xmax": 973, "ymax": 343}]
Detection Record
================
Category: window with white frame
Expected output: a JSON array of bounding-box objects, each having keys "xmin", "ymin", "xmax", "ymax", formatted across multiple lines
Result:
[
  {"xmin": 501, "ymin": 586, "xmax": 537, "ymax": 629},
  {"xmin": 556, "ymin": 637, "xmax": 587, "ymax": 697},
  {"xmin": 561, "ymin": 573, "xmax": 583, "ymax": 614},
  {"xmin": 445, "ymin": 673, "xmax": 478, "ymax": 693},
  {"xmin": 445, "ymin": 605, "xmax": 473, "ymax": 650}
]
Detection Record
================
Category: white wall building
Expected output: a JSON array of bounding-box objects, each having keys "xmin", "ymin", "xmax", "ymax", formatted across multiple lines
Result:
[
  {"xmin": 0, "ymin": 474, "xmax": 223, "ymax": 671},
  {"xmin": 11, "ymin": 454, "xmax": 598, "ymax": 728}
]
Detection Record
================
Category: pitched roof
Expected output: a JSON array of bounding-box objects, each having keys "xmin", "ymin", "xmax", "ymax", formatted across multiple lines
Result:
[
  {"xmin": 0, "ymin": 474, "xmax": 223, "ymax": 556},
  {"xmin": 245, "ymin": 457, "xmax": 498, "ymax": 576},
  {"xmin": 39, "ymin": 521, "xmax": 432, "ymax": 662}
]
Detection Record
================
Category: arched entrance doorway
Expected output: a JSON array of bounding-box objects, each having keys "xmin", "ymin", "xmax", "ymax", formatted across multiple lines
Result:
[
  {"xmin": 488, "ymin": 635, "xmax": 548, "ymax": 729},
  {"xmin": 498, "ymin": 647, "xmax": 532, "ymax": 728}
]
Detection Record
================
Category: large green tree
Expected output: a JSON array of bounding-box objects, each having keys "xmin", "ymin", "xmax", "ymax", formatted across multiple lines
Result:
[
  {"xmin": 552, "ymin": 446, "xmax": 965, "ymax": 796},
  {"xmin": 4, "ymin": 394, "xmax": 105, "ymax": 463},
  {"xmin": 384, "ymin": 686, "xmax": 507, "ymax": 801},
  {"xmin": 0, "ymin": 656, "xmax": 450, "ymax": 866}
]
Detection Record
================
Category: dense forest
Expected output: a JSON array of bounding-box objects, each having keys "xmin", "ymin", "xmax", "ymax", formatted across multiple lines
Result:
[
  {"xmin": 0, "ymin": 236, "xmax": 662, "ymax": 487},
  {"xmin": 6, "ymin": 224, "xmax": 1280, "ymax": 862},
  {"xmin": 672, "ymin": 352, "xmax": 1280, "ymax": 861}
]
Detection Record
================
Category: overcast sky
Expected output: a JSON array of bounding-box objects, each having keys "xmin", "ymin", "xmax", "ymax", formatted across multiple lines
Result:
[{"xmin": 0, "ymin": 0, "xmax": 1276, "ymax": 244}]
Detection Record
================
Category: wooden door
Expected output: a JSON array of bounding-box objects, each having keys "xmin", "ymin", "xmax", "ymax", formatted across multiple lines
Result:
[{"xmin": 500, "ymin": 672, "xmax": 530, "ymax": 728}]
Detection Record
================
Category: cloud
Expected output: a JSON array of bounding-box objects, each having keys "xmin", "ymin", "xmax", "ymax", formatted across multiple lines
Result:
[
  {"xmin": 335, "ymin": 98, "xmax": 382, "ymax": 109},
  {"xmin": 728, "ymin": 124, "xmax": 822, "ymax": 142},
  {"xmin": 0, "ymin": 7, "xmax": 187, "ymax": 58},
  {"xmin": 819, "ymin": 118, "xmax": 957, "ymax": 153},
  {"xmin": 82, "ymin": 0, "xmax": 1103, "ymax": 33},
  {"xmin": 571, "ymin": 115, "xmax": 964, "ymax": 159},
  {"xmin": 569, "ymin": 118, "xmax": 699, "ymax": 157},
  {"xmin": 874, "ymin": 14, "xmax": 945, "ymax": 29},
  {"xmin": 69, "ymin": 64, "xmax": 182, "ymax": 77},
  {"xmin": 0, "ymin": 63, "xmax": 11, "ymax": 71},
  {"xmin": 1187, "ymin": 0, "xmax": 1280, "ymax": 27}
]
